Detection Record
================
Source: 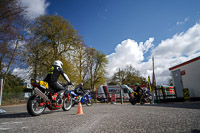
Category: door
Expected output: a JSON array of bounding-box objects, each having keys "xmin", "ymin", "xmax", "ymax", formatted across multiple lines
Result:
[{"xmin": 172, "ymin": 69, "xmax": 184, "ymax": 98}]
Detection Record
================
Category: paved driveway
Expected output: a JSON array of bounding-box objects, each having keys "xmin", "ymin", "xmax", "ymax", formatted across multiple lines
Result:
[{"xmin": 0, "ymin": 102, "xmax": 200, "ymax": 133}]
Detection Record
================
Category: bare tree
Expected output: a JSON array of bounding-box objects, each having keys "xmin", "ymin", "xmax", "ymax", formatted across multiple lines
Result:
[
  {"xmin": 108, "ymin": 65, "xmax": 147, "ymax": 85},
  {"xmin": 0, "ymin": 0, "xmax": 29, "ymax": 92}
]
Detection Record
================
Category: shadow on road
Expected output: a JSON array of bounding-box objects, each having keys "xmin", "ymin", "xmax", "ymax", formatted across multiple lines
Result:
[
  {"xmin": 143, "ymin": 102, "xmax": 200, "ymax": 110},
  {"xmin": 0, "ymin": 111, "xmax": 58, "ymax": 119},
  {"xmin": 0, "ymin": 112, "xmax": 31, "ymax": 118},
  {"xmin": 191, "ymin": 129, "xmax": 200, "ymax": 133}
]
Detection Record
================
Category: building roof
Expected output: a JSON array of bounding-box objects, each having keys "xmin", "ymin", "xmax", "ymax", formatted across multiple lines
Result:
[{"xmin": 169, "ymin": 56, "xmax": 200, "ymax": 71}]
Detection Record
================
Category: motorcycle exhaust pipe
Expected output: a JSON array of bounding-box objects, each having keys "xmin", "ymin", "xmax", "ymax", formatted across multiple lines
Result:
[{"xmin": 34, "ymin": 87, "xmax": 50, "ymax": 102}]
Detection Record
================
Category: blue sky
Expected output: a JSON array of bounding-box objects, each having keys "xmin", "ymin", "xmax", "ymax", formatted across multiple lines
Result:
[
  {"xmin": 18, "ymin": 0, "xmax": 200, "ymax": 84},
  {"xmin": 47, "ymin": 0, "xmax": 200, "ymax": 55}
]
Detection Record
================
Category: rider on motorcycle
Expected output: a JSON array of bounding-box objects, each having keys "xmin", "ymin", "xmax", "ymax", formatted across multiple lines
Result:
[
  {"xmin": 44, "ymin": 60, "xmax": 73, "ymax": 100},
  {"xmin": 74, "ymin": 83, "xmax": 85, "ymax": 96},
  {"xmin": 135, "ymin": 83, "xmax": 143, "ymax": 100},
  {"xmin": 74, "ymin": 83, "xmax": 85, "ymax": 102}
]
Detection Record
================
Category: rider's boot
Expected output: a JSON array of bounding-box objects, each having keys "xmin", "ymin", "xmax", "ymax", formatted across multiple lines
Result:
[
  {"xmin": 78, "ymin": 95, "xmax": 82, "ymax": 102},
  {"xmin": 51, "ymin": 93, "xmax": 58, "ymax": 101}
]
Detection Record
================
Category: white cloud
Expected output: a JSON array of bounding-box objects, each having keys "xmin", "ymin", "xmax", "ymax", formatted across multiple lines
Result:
[
  {"xmin": 107, "ymin": 38, "xmax": 154, "ymax": 78},
  {"xmin": 12, "ymin": 67, "xmax": 33, "ymax": 83},
  {"xmin": 107, "ymin": 23, "xmax": 200, "ymax": 85},
  {"xmin": 177, "ymin": 17, "xmax": 189, "ymax": 25},
  {"xmin": 19, "ymin": 0, "xmax": 50, "ymax": 20},
  {"xmin": 152, "ymin": 23, "xmax": 200, "ymax": 58}
]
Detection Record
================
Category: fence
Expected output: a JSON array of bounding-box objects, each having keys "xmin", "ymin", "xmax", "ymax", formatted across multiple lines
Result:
[
  {"xmin": 90, "ymin": 86, "xmax": 178, "ymax": 104},
  {"xmin": 154, "ymin": 86, "xmax": 177, "ymax": 103},
  {"xmin": 2, "ymin": 91, "xmax": 27, "ymax": 105}
]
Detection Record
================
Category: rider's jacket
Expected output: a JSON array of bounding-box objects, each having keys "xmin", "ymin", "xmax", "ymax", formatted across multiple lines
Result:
[
  {"xmin": 74, "ymin": 84, "xmax": 85, "ymax": 95},
  {"xmin": 44, "ymin": 65, "xmax": 70, "ymax": 83},
  {"xmin": 135, "ymin": 86, "xmax": 143, "ymax": 94}
]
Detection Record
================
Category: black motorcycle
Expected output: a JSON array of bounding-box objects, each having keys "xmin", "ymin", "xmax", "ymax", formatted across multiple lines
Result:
[{"xmin": 130, "ymin": 91, "xmax": 145, "ymax": 105}]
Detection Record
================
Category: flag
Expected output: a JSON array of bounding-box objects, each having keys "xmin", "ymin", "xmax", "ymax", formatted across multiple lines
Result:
[{"xmin": 148, "ymin": 76, "xmax": 152, "ymax": 92}]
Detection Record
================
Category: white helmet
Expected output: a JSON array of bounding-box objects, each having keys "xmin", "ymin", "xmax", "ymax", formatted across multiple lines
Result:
[{"xmin": 54, "ymin": 60, "xmax": 63, "ymax": 68}]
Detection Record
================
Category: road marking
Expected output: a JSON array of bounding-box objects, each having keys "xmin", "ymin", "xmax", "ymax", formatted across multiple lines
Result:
[
  {"xmin": 21, "ymin": 127, "xmax": 28, "ymax": 129},
  {"xmin": 1, "ymin": 121, "xmax": 23, "ymax": 124},
  {"xmin": 0, "ymin": 128, "xmax": 10, "ymax": 130},
  {"xmin": 0, "ymin": 121, "xmax": 25, "ymax": 131},
  {"xmin": 0, "ymin": 109, "xmax": 6, "ymax": 114}
]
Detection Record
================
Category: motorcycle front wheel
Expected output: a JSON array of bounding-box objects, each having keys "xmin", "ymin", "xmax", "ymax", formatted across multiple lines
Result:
[
  {"xmin": 27, "ymin": 95, "xmax": 46, "ymax": 116},
  {"xmin": 129, "ymin": 97, "xmax": 136, "ymax": 105},
  {"xmin": 86, "ymin": 99, "xmax": 93, "ymax": 106},
  {"xmin": 62, "ymin": 94, "xmax": 73, "ymax": 111},
  {"xmin": 140, "ymin": 98, "xmax": 145, "ymax": 105}
]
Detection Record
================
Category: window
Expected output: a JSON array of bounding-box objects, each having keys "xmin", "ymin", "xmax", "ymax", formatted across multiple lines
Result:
[{"xmin": 123, "ymin": 89, "xmax": 128, "ymax": 93}]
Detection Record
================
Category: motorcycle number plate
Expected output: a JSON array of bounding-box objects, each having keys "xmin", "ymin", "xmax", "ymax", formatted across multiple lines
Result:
[{"xmin": 40, "ymin": 81, "xmax": 48, "ymax": 88}]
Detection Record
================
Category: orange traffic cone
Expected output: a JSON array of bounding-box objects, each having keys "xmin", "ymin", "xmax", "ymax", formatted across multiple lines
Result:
[{"xmin": 77, "ymin": 102, "xmax": 84, "ymax": 115}]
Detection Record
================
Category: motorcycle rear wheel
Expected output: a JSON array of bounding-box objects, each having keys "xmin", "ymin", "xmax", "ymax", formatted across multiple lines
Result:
[
  {"xmin": 86, "ymin": 99, "xmax": 93, "ymax": 106},
  {"xmin": 149, "ymin": 99, "xmax": 152, "ymax": 104},
  {"xmin": 27, "ymin": 95, "xmax": 46, "ymax": 116},
  {"xmin": 140, "ymin": 99, "xmax": 145, "ymax": 105},
  {"xmin": 62, "ymin": 94, "xmax": 72, "ymax": 111}
]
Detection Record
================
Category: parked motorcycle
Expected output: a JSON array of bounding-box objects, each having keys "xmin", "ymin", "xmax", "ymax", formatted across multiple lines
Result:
[
  {"xmin": 130, "ymin": 91, "xmax": 145, "ymax": 105},
  {"xmin": 143, "ymin": 91, "xmax": 152, "ymax": 104},
  {"xmin": 70, "ymin": 90, "xmax": 93, "ymax": 107},
  {"xmin": 130, "ymin": 90, "xmax": 152, "ymax": 105},
  {"xmin": 27, "ymin": 79, "xmax": 73, "ymax": 116}
]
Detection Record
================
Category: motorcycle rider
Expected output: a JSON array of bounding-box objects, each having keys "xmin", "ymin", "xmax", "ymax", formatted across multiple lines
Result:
[
  {"xmin": 73, "ymin": 83, "xmax": 86, "ymax": 102},
  {"xmin": 74, "ymin": 83, "xmax": 85, "ymax": 96},
  {"xmin": 135, "ymin": 83, "xmax": 143, "ymax": 100},
  {"xmin": 44, "ymin": 60, "xmax": 72, "ymax": 101}
]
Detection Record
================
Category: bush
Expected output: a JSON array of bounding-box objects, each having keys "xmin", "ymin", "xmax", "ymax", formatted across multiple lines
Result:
[{"xmin": 1, "ymin": 73, "xmax": 25, "ymax": 105}]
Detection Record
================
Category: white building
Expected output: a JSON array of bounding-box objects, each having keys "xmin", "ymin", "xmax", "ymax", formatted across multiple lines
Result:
[{"xmin": 169, "ymin": 56, "xmax": 200, "ymax": 99}]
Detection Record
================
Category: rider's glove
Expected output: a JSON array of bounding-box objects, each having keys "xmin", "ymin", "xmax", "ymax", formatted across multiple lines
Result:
[{"xmin": 68, "ymin": 82, "xmax": 74, "ymax": 85}]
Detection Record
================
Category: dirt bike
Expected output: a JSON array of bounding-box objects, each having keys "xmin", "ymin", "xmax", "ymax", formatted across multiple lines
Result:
[
  {"xmin": 70, "ymin": 90, "xmax": 93, "ymax": 107},
  {"xmin": 27, "ymin": 79, "xmax": 73, "ymax": 116}
]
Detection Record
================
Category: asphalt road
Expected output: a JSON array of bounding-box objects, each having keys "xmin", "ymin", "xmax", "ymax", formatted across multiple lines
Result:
[{"xmin": 0, "ymin": 102, "xmax": 200, "ymax": 133}]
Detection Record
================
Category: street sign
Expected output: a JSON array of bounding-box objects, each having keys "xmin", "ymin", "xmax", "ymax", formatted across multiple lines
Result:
[{"xmin": 183, "ymin": 88, "xmax": 190, "ymax": 100}]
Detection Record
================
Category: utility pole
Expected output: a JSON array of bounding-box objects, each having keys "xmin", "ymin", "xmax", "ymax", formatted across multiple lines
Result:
[
  {"xmin": 152, "ymin": 57, "xmax": 157, "ymax": 104},
  {"xmin": 119, "ymin": 68, "xmax": 123, "ymax": 104}
]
